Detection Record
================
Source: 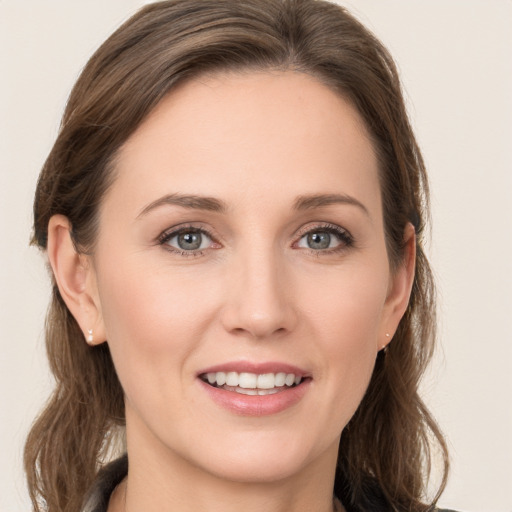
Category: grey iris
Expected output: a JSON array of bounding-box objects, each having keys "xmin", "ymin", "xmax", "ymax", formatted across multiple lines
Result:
[
  {"xmin": 178, "ymin": 232, "xmax": 202, "ymax": 250},
  {"xmin": 308, "ymin": 232, "xmax": 331, "ymax": 249}
]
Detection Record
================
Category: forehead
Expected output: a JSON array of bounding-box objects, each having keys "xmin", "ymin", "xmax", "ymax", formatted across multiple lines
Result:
[{"xmin": 109, "ymin": 70, "xmax": 381, "ymax": 218}]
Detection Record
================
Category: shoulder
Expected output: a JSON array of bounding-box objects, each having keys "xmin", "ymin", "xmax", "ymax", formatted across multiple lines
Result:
[{"xmin": 81, "ymin": 455, "xmax": 128, "ymax": 512}]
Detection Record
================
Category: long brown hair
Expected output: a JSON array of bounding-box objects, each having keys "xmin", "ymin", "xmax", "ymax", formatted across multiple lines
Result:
[{"xmin": 25, "ymin": 1, "xmax": 448, "ymax": 511}]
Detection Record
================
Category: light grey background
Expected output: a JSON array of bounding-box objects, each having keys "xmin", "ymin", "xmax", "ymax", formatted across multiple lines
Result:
[{"xmin": 1, "ymin": 1, "xmax": 511, "ymax": 511}]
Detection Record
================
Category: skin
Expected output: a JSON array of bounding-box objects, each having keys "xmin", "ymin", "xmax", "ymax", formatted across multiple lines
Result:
[{"xmin": 48, "ymin": 71, "xmax": 415, "ymax": 512}]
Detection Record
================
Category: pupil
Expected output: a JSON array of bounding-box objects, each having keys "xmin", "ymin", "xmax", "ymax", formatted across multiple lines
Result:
[
  {"xmin": 178, "ymin": 232, "xmax": 202, "ymax": 250},
  {"xmin": 308, "ymin": 232, "xmax": 330, "ymax": 250}
]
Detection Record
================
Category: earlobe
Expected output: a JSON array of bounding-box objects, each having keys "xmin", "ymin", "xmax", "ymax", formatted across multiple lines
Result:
[
  {"xmin": 380, "ymin": 223, "xmax": 416, "ymax": 349},
  {"xmin": 47, "ymin": 215, "xmax": 106, "ymax": 345}
]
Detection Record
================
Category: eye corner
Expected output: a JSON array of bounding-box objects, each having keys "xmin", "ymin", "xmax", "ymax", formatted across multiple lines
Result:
[
  {"xmin": 293, "ymin": 222, "xmax": 355, "ymax": 254},
  {"xmin": 157, "ymin": 223, "xmax": 221, "ymax": 256}
]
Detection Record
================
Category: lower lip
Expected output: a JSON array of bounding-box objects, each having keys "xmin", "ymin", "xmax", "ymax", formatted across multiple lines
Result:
[{"xmin": 199, "ymin": 379, "xmax": 310, "ymax": 416}]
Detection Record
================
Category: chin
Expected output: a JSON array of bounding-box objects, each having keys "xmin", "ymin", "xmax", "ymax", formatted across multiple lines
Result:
[
  {"xmin": 185, "ymin": 432, "xmax": 334, "ymax": 485},
  {"xmin": 203, "ymin": 453, "xmax": 311, "ymax": 484}
]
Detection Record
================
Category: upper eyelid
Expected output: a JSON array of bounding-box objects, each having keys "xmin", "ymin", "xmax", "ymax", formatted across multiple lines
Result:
[
  {"xmin": 156, "ymin": 221, "xmax": 353, "ymax": 248},
  {"xmin": 158, "ymin": 223, "xmax": 218, "ymax": 243},
  {"xmin": 293, "ymin": 223, "xmax": 355, "ymax": 251},
  {"xmin": 294, "ymin": 222, "xmax": 351, "ymax": 238},
  {"xmin": 158, "ymin": 225, "xmax": 219, "ymax": 256}
]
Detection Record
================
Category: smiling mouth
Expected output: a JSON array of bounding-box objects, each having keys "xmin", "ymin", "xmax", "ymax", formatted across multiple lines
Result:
[{"xmin": 199, "ymin": 371, "xmax": 306, "ymax": 396}]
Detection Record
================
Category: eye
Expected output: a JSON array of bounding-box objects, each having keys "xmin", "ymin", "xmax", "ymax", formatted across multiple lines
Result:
[
  {"xmin": 161, "ymin": 228, "xmax": 214, "ymax": 252},
  {"xmin": 299, "ymin": 231, "xmax": 336, "ymax": 250},
  {"xmin": 296, "ymin": 225, "xmax": 353, "ymax": 252}
]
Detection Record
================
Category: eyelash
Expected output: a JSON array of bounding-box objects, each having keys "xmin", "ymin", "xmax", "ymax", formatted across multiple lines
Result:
[
  {"xmin": 158, "ymin": 224, "xmax": 215, "ymax": 257},
  {"xmin": 157, "ymin": 222, "xmax": 354, "ymax": 257},
  {"xmin": 294, "ymin": 223, "xmax": 354, "ymax": 255}
]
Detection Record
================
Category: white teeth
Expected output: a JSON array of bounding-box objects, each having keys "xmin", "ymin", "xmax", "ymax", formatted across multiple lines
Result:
[
  {"xmin": 258, "ymin": 388, "xmax": 279, "ymax": 395},
  {"xmin": 275, "ymin": 372, "xmax": 286, "ymax": 386},
  {"xmin": 236, "ymin": 387, "xmax": 258, "ymax": 395},
  {"xmin": 226, "ymin": 372, "xmax": 238, "ymax": 386},
  {"xmin": 222, "ymin": 386, "xmax": 280, "ymax": 396},
  {"xmin": 284, "ymin": 373, "xmax": 295, "ymax": 386},
  {"xmin": 257, "ymin": 373, "xmax": 275, "ymax": 389},
  {"xmin": 203, "ymin": 371, "xmax": 303, "ymax": 390},
  {"xmin": 239, "ymin": 372, "xmax": 257, "ymax": 389}
]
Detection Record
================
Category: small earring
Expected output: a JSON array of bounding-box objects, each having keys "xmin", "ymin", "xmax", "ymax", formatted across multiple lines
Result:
[
  {"xmin": 380, "ymin": 333, "xmax": 391, "ymax": 353},
  {"xmin": 87, "ymin": 329, "xmax": 93, "ymax": 344}
]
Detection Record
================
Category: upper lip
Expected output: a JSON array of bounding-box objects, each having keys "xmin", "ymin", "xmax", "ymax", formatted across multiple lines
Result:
[{"xmin": 197, "ymin": 361, "xmax": 310, "ymax": 378}]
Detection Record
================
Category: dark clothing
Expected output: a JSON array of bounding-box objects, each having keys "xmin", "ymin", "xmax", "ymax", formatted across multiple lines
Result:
[
  {"xmin": 81, "ymin": 455, "xmax": 459, "ymax": 512},
  {"xmin": 81, "ymin": 456, "xmax": 128, "ymax": 512}
]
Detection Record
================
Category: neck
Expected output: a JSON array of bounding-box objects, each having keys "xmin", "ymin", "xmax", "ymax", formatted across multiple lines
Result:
[
  {"xmin": 113, "ymin": 413, "xmax": 343, "ymax": 512},
  {"xmin": 121, "ymin": 471, "xmax": 341, "ymax": 512}
]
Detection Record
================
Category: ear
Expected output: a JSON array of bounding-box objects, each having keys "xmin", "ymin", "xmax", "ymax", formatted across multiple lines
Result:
[
  {"xmin": 47, "ymin": 215, "xmax": 106, "ymax": 345},
  {"xmin": 379, "ymin": 223, "xmax": 416, "ymax": 350}
]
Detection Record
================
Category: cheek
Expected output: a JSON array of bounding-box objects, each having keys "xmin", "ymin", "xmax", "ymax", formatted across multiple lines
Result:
[
  {"xmin": 299, "ymin": 260, "xmax": 388, "ymax": 346},
  {"xmin": 296, "ymin": 263, "xmax": 388, "ymax": 416},
  {"xmin": 95, "ymin": 258, "xmax": 222, "ymax": 393},
  {"xmin": 99, "ymin": 256, "xmax": 217, "ymax": 339}
]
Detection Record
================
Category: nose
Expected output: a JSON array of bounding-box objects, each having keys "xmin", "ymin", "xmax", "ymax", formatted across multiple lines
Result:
[{"xmin": 220, "ymin": 246, "xmax": 298, "ymax": 339}]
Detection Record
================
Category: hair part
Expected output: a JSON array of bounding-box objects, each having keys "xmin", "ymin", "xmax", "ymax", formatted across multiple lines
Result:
[{"xmin": 26, "ymin": 1, "xmax": 448, "ymax": 511}]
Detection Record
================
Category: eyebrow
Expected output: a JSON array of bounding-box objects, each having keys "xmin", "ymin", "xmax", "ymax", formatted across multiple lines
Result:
[
  {"xmin": 137, "ymin": 193, "xmax": 227, "ymax": 218},
  {"xmin": 137, "ymin": 192, "xmax": 369, "ymax": 219},
  {"xmin": 293, "ymin": 193, "xmax": 369, "ymax": 216}
]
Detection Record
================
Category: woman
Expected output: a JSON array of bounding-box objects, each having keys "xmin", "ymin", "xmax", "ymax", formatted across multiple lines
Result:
[{"xmin": 25, "ymin": 1, "xmax": 454, "ymax": 511}]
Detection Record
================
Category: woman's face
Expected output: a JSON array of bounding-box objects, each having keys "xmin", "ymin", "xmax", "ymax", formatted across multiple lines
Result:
[{"xmin": 89, "ymin": 71, "xmax": 411, "ymax": 483}]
